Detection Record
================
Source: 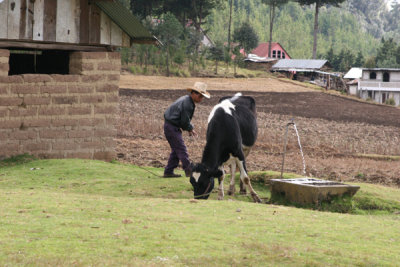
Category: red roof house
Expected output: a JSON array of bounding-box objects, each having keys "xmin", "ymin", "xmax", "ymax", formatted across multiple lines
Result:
[{"xmin": 251, "ymin": 42, "xmax": 291, "ymax": 59}]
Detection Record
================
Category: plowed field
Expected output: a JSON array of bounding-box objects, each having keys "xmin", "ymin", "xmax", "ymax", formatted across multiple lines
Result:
[{"xmin": 117, "ymin": 75, "xmax": 400, "ymax": 187}]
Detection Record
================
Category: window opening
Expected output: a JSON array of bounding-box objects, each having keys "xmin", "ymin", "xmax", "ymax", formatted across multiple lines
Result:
[
  {"xmin": 282, "ymin": 52, "xmax": 285, "ymax": 59},
  {"xmin": 9, "ymin": 49, "xmax": 70, "ymax": 75},
  {"xmin": 383, "ymin": 72, "xmax": 390, "ymax": 82},
  {"xmin": 277, "ymin": 50, "xmax": 281, "ymax": 58},
  {"xmin": 369, "ymin": 72, "xmax": 376, "ymax": 80},
  {"xmin": 272, "ymin": 50, "xmax": 276, "ymax": 58}
]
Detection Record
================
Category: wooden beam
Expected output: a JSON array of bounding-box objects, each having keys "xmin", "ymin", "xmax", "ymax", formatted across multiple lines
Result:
[{"xmin": 0, "ymin": 40, "xmax": 112, "ymax": 51}]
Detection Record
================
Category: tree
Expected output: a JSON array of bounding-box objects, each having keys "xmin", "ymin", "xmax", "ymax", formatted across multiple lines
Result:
[
  {"xmin": 376, "ymin": 38, "xmax": 400, "ymax": 68},
  {"xmin": 354, "ymin": 51, "xmax": 364, "ymax": 67},
  {"xmin": 207, "ymin": 42, "xmax": 225, "ymax": 74},
  {"xmin": 155, "ymin": 12, "xmax": 184, "ymax": 76},
  {"xmin": 232, "ymin": 22, "xmax": 259, "ymax": 55},
  {"xmin": 295, "ymin": 0, "xmax": 346, "ymax": 59},
  {"xmin": 261, "ymin": 0, "xmax": 289, "ymax": 58}
]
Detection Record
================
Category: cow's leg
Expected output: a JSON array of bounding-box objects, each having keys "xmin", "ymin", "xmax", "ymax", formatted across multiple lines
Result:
[
  {"xmin": 236, "ymin": 159, "xmax": 261, "ymax": 203},
  {"xmin": 217, "ymin": 167, "xmax": 225, "ymax": 200},
  {"xmin": 228, "ymin": 161, "xmax": 236, "ymax": 195},
  {"xmin": 240, "ymin": 146, "xmax": 252, "ymax": 195}
]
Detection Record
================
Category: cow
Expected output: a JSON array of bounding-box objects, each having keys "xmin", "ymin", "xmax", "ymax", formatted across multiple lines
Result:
[{"xmin": 189, "ymin": 93, "xmax": 261, "ymax": 203}]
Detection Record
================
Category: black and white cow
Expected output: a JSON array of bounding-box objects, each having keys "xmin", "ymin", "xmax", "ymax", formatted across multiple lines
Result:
[{"xmin": 189, "ymin": 93, "xmax": 261, "ymax": 203}]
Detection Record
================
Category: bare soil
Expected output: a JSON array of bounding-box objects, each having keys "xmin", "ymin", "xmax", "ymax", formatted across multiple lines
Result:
[{"xmin": 117, "ymin": 75, "xmax": 400, "ymax": 187}]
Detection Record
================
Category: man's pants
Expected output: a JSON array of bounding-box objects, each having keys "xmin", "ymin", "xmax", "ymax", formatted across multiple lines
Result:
[{"xmin": 164, "ymin": 121, "xmax": 190, "ymax": 175}]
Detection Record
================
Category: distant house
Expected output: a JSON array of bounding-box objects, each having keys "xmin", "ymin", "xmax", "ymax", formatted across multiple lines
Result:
[
  {"xmin": 251, "ymin": 42, "xmax": 291, "ymax": 59},
  {"xmin": 344, "ymin": 68, "xmax": 363, "ymax": 95},
  {"xmin": 271, "ymin": 59, "xmax": 343, "ymax": 89},
  {"xmin": 358, "ymin": 68, "xmax": 400, "ymax": 106}
]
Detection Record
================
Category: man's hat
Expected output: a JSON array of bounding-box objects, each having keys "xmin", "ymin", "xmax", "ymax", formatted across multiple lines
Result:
[{"xmin": 187, "ymin": 82, "xmax": 211, "ymax": 99}]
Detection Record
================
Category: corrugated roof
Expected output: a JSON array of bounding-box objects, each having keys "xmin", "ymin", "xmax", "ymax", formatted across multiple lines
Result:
[
  {"xmin": 95, "ymin": 0, "xmax": 158, "ymax": 44},
  {"xmin": 272, "ymin": 59, "xmax": 330, "ymax": 70}
]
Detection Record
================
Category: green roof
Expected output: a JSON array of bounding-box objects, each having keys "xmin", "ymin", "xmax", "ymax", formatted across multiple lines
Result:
[{"xmin": 95, "ymin": 0, "xmax": 157, "ymax": 44}]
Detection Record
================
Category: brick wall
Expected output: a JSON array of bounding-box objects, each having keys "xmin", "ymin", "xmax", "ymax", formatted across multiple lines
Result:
[{"xmin": 0, "ymin": 49, "xmax": 120, "ymax": 161}]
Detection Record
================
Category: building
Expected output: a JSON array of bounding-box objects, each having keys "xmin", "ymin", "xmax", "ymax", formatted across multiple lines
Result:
[
  {"xmin": 358, "ymin": 68, "xmax": 400, "ymax": 106},
  {"xmin": 251, "ymin": 42, "xmax": 291, "ymax": 60},
  {"xmin": 271, "ymin": 59, "xmax": 343, "ymax": 89},
  {"xmin": 0, "ymin": 0, "xmax": 157, "ymax": 161},
  {"xmin": 344, "ymin": 67, "xmax": 363, "ymax": 95}
]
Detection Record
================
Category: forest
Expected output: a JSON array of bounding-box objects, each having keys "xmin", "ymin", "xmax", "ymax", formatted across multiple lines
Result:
[{"xmin": 120, "ymin": 0, "xmax": 400, "ymax": 74}]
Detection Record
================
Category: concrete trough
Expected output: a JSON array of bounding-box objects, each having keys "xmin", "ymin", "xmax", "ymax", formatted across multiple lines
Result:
[{"xmin": 270, "ymin": 178, "xmax": 360, "ymax": 205}]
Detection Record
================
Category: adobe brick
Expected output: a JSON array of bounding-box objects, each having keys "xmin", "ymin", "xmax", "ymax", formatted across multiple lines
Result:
[
  {"xmin": 1, "ymin": 143, "xmax": 20, "ymax": 153},
  {"xmin": 82, "ymin": 63, "xmax": 94, "ymax": 71},
  {"xmin": 52, "ymin": 141, "xmax": 79, "ymax": 150},
  {"xmin": 69, "ymin": 85, "xmax": 93, "ymax": 93},
  {"xmin": 0, "ymin": 75, "xmax": 23, "ymax": 84},
  {"xmin": 107, "ymin": 74, "xmax": 120, "ymax": 81},
  {"xmin": 81, "ymin": 74, "xmax": 105, "ymax": 83},
  {"xmin": 0, "ymin": 49, "xmax": 10, "ymax": 57},
  {"xmin": 52, "ymin": 118, "xmax": 80, "ymax": 127},
  {"xmin": 0, "ymin": 131, "xmax": 9, "ymax": 139},
  {"xmin": 81, "ymin": 52, "xmax": 107, "ymax": 59},
  {"xmin": 108, "ymin": 52, "xmax": 121, "ymax": 60},
  {"xmin": 96, "ymin": 83, "xmax": 119, "ymax": 93},
  {"xmin": 0, "ymin": 97, "xmax": 23, "ymax": 106},
  {"xmin": 68, "ymin": 130, "xmax": 93, "ymax": 138},
  {"xmin": 0, "ymin": 84, "xmax": 9, "ymax": 94},
  {"xmin": 53, "ymin": 96, "xmax": 78, "ymax": 105},
  {"xmin": 0, "ymin": 108, "xmax": 7, "ymax": 117},
  {"xmin": 0, "ymin": 120, "xmax": 21, "ymax": 129},
  {"xmin": 24, "ymin": 118, "xmax": 52, "ymax": 127},
  {"xmin": 38, "ymin": 107, "xmax": 66, "ymax": 116},
  {"xmin": 24, "ymin": 142, "xmax": 50, "ymax": 151},
  {"xmin": 22, "ymin": 74, "xmax": 53, "ymax": 83},
  {"xmin": 79, "ymin": 118, "xmax": 105, "ymax": 126},
  {"xmin": 97, "ymin": 62, "xmax": 116, "ymax": 71},
  {"xmin": 10, "ymin": 130, "xmax": 38, "ymax": 140},
  {"xmin": 81, "ymin": 140, "xmax": 102, "ymax": 149},
  {"xmin": 41, "ymin": 85, "xmax": 68, "ymax": 94},
  {"xmin": 50, "ymin": 74, "xmax": 81, "ymax": 83},
  {"xmin": 38, "ymin": 152, "xmax": 65, "ymax": 159},
  {"xmin": 68, "ymin": 106, "xmax": 92, "ymax": 115},
  {"xmin": 11, "ymin": 84, "xmax": 39, "ymax": 94},
  {"xmin": 9, "ymin": 107, "xmax": 38, "ymax": 117},
  {"xmin": 23, "ymin": 96, "xmax": 51, "ymax": 105},
  {"xmin": 94, "ymin": 105, "xmax": 117, "ymax": 114},
  {"xmin": 0, "ymin": 63, "xmax": 9, "ymax": 73},
  {"xmin": 80, "ymin": 95, "xmax": 104, "ymax": 103},
  {"xmin": 40, "ymin": 129, "xmax": 67, "ymax": 139},
  {"xmin": 66, "ymin": 152, "xmax": 93, "ymax": 159}
]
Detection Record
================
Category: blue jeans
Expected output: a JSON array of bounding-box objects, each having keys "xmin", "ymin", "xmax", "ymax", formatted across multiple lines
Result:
[{"xmin": 164, "ymin": 121, "xmax": 190, "ymax": 175}]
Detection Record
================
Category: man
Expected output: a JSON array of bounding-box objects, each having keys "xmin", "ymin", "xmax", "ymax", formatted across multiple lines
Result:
[{"xmin": 163, "ymin": 82, "xmax": 210, "ymax": 178}]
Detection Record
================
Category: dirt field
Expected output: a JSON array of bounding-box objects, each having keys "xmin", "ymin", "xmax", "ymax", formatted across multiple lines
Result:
[{"xmin": 117, "ymin": 75, "xmax": 400, "ymax": 187}]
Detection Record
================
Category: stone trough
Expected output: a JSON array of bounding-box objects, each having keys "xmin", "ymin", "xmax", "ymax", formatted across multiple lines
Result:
[{"xmin": 270, "ymin": 178, "xmax": 360, "ymax": 205}]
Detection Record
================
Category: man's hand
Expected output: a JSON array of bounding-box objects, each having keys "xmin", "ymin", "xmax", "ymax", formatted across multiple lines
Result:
[{"xmin": 189, "ymin": 130, "xmax": 198, "ymax": 138}]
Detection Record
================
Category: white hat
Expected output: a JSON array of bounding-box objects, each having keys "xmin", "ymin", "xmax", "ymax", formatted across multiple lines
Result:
[{"xmin": 187, "ymin": 82, "xmax": 211, "ymax": 99}]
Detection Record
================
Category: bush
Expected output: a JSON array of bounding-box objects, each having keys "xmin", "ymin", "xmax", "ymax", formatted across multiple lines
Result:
[{"xmin": 385, "ymin": 98, "xmax": 396, "ymax": 106}]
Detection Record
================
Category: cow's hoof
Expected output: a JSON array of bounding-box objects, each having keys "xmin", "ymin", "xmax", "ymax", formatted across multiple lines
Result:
[
  {"xmin": 252, "ymin": 194, "xmax": 262, "ymax": 203},
  {"xmin": 228, "ymin": 185, "xmax": 235, "ymax": 195}
]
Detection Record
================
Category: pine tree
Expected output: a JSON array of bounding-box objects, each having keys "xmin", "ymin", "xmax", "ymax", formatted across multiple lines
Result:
[{"xmin": 295, "ymin": 0, "xmax": 346, "ymax": 59}]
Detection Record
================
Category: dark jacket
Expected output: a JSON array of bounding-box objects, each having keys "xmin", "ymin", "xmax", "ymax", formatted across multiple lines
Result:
[{"xmin": 164, "ymin": 95, "xmax": 195, "ymax": 131}]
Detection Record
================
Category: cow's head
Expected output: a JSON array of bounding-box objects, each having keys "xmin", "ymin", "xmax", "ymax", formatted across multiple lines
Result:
[{"xmin": 190, "ymin": 163, "xmax": 222, "ymax": 199}]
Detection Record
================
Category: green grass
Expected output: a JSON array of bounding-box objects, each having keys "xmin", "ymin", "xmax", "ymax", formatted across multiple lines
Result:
[{"xmin": 1, "ymin": 156, "xmax": 400, "ymax": 266}]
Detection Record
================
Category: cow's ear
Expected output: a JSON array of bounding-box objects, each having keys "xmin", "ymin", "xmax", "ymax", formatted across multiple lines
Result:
[{"xmin": 211, "ymin": 169, "xmax": 223, "ymax": 178}]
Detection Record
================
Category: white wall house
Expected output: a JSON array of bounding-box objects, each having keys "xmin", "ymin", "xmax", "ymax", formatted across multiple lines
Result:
[{"xmin": 358, "ymin": 68, "xmax": 400, "ymax": 106}]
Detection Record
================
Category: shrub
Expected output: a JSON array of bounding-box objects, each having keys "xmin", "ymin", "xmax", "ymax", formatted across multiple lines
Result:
[{"xmin": 385, "ymin": 98, "xmax": 396, "ymax": 106}]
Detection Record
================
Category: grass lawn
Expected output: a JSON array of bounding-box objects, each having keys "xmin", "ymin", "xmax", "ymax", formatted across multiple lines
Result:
[{"xmin": 1, "ymin": 157, "xmax": 399, "ymax": 266}]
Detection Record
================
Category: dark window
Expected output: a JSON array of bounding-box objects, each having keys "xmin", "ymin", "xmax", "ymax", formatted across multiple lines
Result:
[
  {"xmin": 272, "ymin": 50, "xmax": 276, "ymax": 58},
  {"xmin": 277, "ymin": 50, "xmax": 281, "ymax": 58},
  {"xmin": 383, "ymin": 72, "xmax": 390, "ymax": 82},
  {"xmin": 369, "ymin": 72, "xmax": 376, "ymax": 79},
  {"xmin": 282, "ymin": 52, "xmax": 286, "ymax": 59},
  {"xmin": 9, "ymin": 50, "xmax": 70, "ymax": 75}
]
